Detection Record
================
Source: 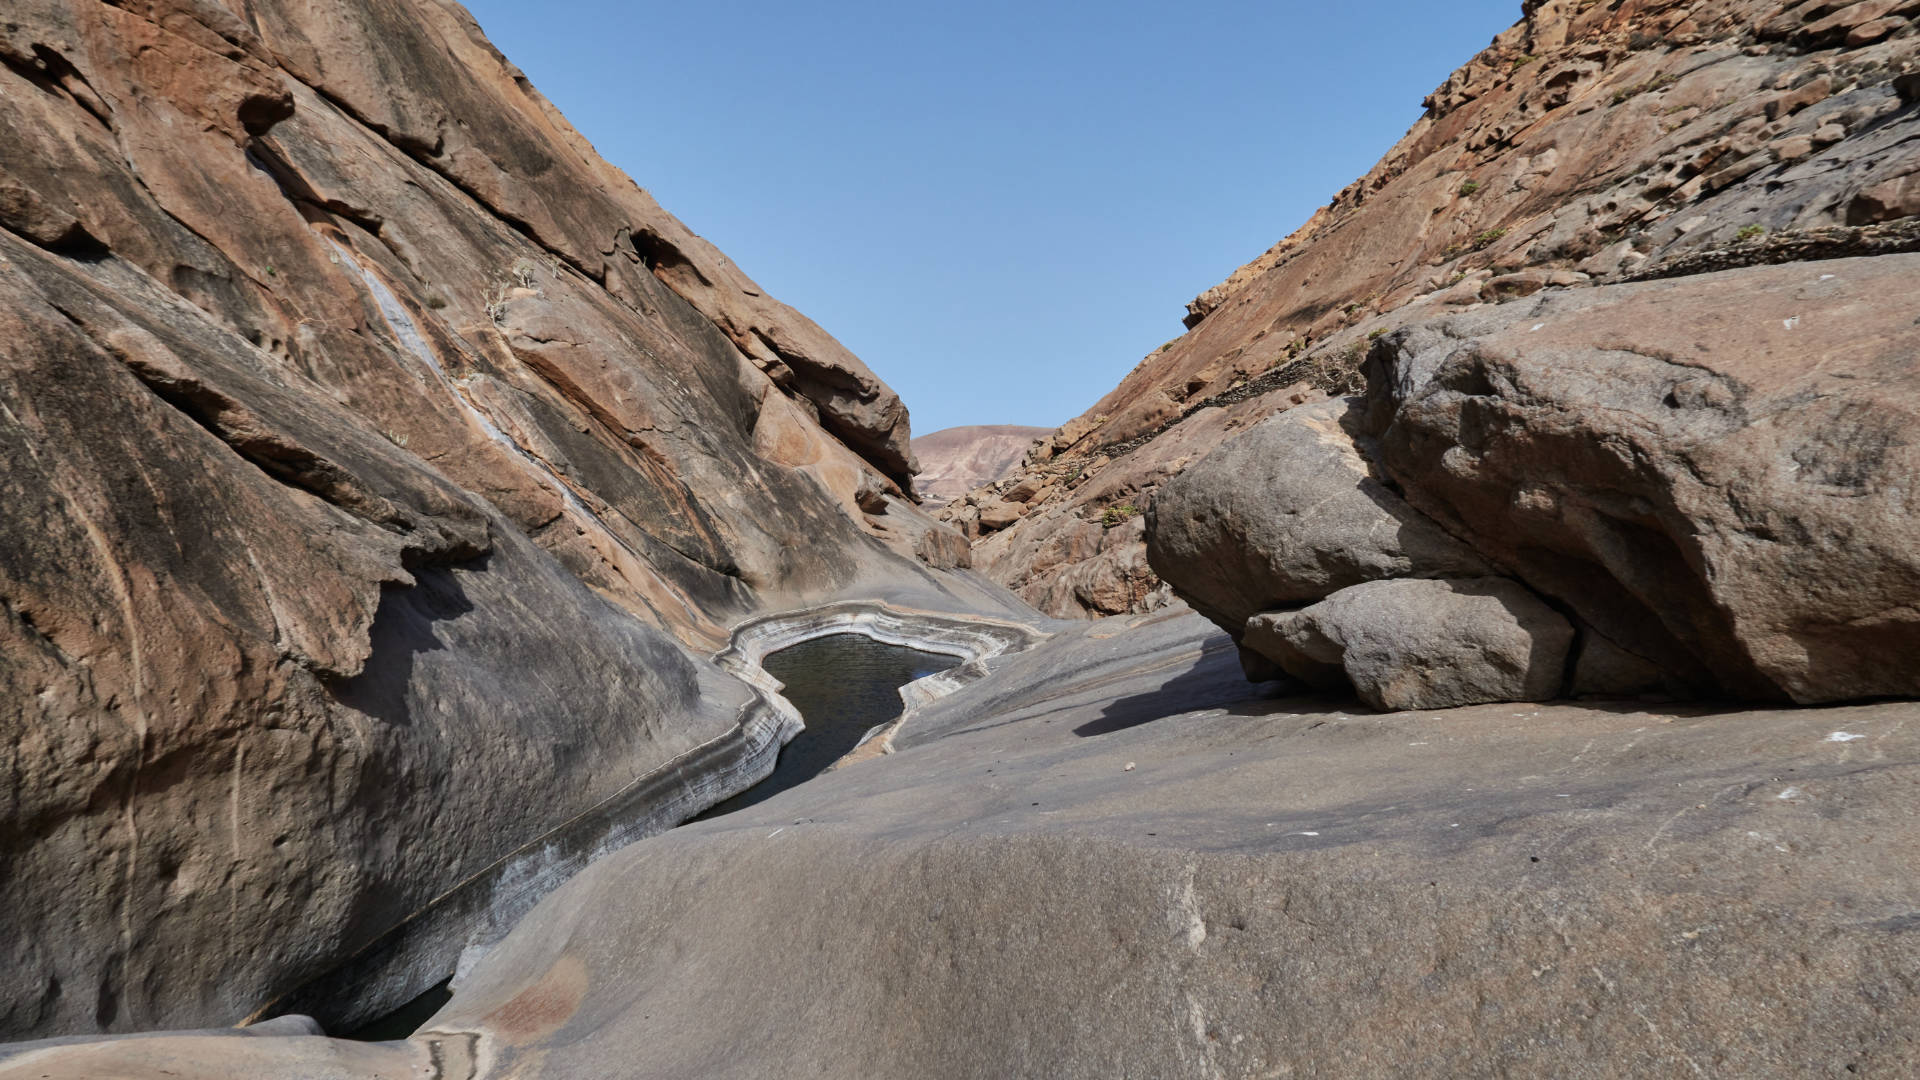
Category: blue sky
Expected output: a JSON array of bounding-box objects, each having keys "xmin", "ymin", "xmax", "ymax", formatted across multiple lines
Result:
[{"xmin": 460, "ymin": 1, "xmax": 1523, "ymax": 434}]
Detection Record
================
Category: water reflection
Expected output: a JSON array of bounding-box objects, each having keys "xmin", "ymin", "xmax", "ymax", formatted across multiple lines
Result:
[{"xmin": 696, "ymin": 634, "xmax": 957, "ymax": 819}]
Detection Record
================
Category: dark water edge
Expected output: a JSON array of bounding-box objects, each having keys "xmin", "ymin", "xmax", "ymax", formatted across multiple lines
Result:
[
  {"xmin": 694, "ymin": 633, "xmax": 958, "ymax": 820},
  {"xmin": 345, "ymin": 977, "xmax": 452, "ymax": 1041}
]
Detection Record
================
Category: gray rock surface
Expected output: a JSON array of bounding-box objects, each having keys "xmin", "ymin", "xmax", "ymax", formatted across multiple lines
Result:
[
  {"xmin": 14, "ymin": 612, "xmax": 1920, "ymax": 1077},
  {"xmin": 0, "ymin": 0, "xmax": 984, "ymax": 1040},
  {"xmin": 362, "ymin": 614, "xmax": 1920, "ymax": 1077},
  {"xmin": 1365, "ymin": 253, "xmax": 1920, "ymax": 704},
  {"xmin": 1243, "ymin": 577, "xmax": 1575, "ymax": 710},
  {"xmin": 1144, "ymin": 398, "xmax": 1487, "ymax": 634}
]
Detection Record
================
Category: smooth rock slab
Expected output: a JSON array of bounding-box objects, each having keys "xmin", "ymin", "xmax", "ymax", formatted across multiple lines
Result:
[
  {"xmin": 404, "ymin": 613, "xmax": 1920, "ymax": 1080},
  {"xmin": 1243, "ymin": 577, "xmax": 1574, "ymax": 710}
]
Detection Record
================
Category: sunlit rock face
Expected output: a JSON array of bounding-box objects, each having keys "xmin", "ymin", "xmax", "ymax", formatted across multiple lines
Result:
[
  {"xmin": 955, "ymin": 0, "xmax": 1920, "ymax": 618},
  {"xmin": 0, "ymin": 0, "xmax": 991, "ymax": 1039},
  {"xmin": 1148, "ymin": 254, "xmax": 1920, "ymax": 709}
]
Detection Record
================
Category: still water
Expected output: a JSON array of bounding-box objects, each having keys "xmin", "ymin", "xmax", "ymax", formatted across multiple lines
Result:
[{"xmin": 696, "ymin": 633, "xmax": 958, "ymax": 819}]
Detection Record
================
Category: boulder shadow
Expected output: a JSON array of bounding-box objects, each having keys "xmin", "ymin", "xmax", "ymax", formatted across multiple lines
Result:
[{"xmin": 1074, "ymin": 643, "xmax": 1328, "ymax": 737}]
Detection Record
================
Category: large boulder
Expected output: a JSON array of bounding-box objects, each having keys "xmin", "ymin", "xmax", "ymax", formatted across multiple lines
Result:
[
  {"xmin": 1243, "ymin": 578, "xmax": 1575, "ymax": 711},
  {"xmin": 1144, "ymin": 398, "xmax": 1488, "ymax": 634},
  {"xmin": 1365, "ymin": 254, "xmax": 1920, "ymax": 704}
]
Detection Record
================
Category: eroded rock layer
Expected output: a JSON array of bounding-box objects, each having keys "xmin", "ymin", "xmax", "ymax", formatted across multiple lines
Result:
[
  {"xmin": 952, "ymin": 0, "xmax": 1920, "ymax": 618},
  {"xmin": 0, "ymin": 0, "xmax": 979, "ymax": 1040}
]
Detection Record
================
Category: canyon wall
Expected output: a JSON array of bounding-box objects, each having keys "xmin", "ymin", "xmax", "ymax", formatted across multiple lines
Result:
[
  {"xmin": 0, "ymin": 0, "xmax": 979, "ymax": 1039},
  {"xmin": 951, "ymin": 0, "xmax": 1920, "ymax": 620}
]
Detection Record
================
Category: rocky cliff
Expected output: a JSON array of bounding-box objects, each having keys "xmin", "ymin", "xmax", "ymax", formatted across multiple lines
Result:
[
  {"xmin": 950, "ymin": 0, "xmax": 1920, "ymax": 619},
  {"xmin": 911, "ymin": 424, "xmax": 1052, "ymax": 504},
  {"xmin": 7, "ymin": 2, "xmax": 1920, "ymax": 1075},
  {"xmin": 0, "ymin": 0, "xmax": 984, "ymax": 1039}
]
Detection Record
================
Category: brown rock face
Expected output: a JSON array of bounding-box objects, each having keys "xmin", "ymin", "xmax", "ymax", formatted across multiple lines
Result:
[
  {"xmin": 911, "ymin": 425, "xmax": 1053, "ymax": 504},
  {"xmin": 1149, "ymin": 253, "xmax": 1920, "ymax": 708},
  {"xmin": 0, "ymin": 0, "xmax": 964, "ymax": 1040},
  {"xmin": 963, "ymin": 0, "xmax": 1920, "ymax": 618},
  {"xmin": 1365, "ymin": 255, "xmax": 1920, "ymax": 704}
]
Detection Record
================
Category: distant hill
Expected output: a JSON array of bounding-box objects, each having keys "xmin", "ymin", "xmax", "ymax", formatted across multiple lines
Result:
[{"xmin": 913, "ymin": 425, "xmax": 1053, "ymax": 504}]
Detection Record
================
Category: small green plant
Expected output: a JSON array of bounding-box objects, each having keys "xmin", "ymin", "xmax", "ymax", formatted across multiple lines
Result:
[
  {"xmin": 1511, "ymin": 54, "xmax": 1538, "ymax": 70},
  {"xmin": 1368, "ymin": 328, "xmax": 1388, "ymax": 341},
  {"xmin": 1458, "ymin": 179, "xmax": 1481, "ymax": 197},
  {"xmin": 1471, "ymin": 226, "xmax": 1509, "ymax": 251},
  {"xmin": 265, "ymin": 266, "xmax": 278, "ymax": 277},
  {"xmin": 1101, "ymin": 503, "xmax": 1141, "ymax": 528},
  {"xmin": 1736, "ymin": 224, "xmax": 1767, "ymax": 242}
]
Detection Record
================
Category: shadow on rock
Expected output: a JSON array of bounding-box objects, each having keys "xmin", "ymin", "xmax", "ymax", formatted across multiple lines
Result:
[
  {"xmin": 1074, "ymin": 643, "xmax": 1320, "ymax": 737},
  {"xmin": 325, "ymin": 558, "xmax": 483, "ymax": 726}
]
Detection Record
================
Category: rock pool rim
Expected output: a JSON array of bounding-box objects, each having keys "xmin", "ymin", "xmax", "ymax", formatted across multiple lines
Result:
[
  {"xmin": 251, "ymin": 601, "xmax": 1047, "ymax": 1036},
  {"xmin": 716, "ymin": 601, "xmax": 1050, "ymax": 769}
]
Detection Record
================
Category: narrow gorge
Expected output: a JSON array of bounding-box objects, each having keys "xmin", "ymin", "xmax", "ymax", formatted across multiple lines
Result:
[{"xmin": 3, "ymin": 0, "xmax": 1919, "ymax": 1077}]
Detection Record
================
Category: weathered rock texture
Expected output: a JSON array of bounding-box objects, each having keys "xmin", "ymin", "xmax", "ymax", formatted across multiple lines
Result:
[
  {"xmin": 1152, "ymin": 254, "xmax": 1920, "ymax": 707},
  {"xmin": 1244, "ymin": 578, "xmax": 1575, "ymax": 710},
  {"xmin": 1364, "ymin": 254, "xmax": 1920, "ymax": 704},
  {"xmin": 954, "ymin": 0, "xmax": 1920, "ymax": 618},
  {"xmin": 911, "ymin": 424, "xmax": 1052, "ymax": 504},
  {"xmin": 1144, "ymin": 398, "xmax": 1489, "ymax": 634},
  {"xmin": 35, "ymin": 614, "xmax": 1913, "ymax": 1078},
  {"xmin": 0, "ymin": 0, "xmax": 987, "ymax": 1041}
]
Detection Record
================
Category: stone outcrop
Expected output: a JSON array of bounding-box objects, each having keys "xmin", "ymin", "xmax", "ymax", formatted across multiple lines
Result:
[
  {"xmin": 1244, "ymin": 578, "xmax": 1575, "ymax": 710},
  {"xmin": 955, "ymin": 0, "xmax": 1920, "ymax": 618},
  {"xmin": 8, "ymin": 0, "xmax": 1920, "ymax": 1072},
  {"xmin": 1144, "ymin": 398, "xmax": 1489, "ymax": 633},
  {"xmin": 1151, "ymin": 253, "xmax": 1920, "ymax": 708},
  {"xmin": 1364, "ymin": 253, "xmax": 1920, "ymax": 704},
  {"xmin": 911, "ymin": 424, "xmax": 1052, "ymax": 504},
  {"xmin": 0, "ymin": 0, "xmax": 982, "ymax": 1041}
]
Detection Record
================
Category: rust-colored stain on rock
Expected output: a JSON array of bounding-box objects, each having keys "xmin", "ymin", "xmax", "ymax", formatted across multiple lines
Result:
[{"xmin": 481, "ymin": 953, "xmax": 587, "ymax": 1042}]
